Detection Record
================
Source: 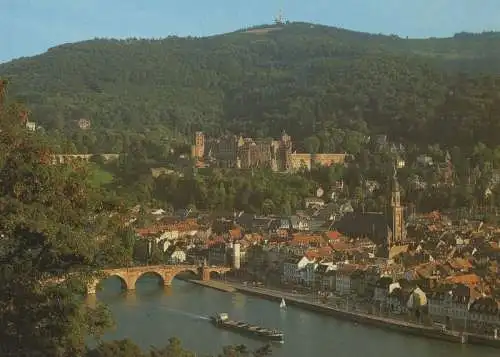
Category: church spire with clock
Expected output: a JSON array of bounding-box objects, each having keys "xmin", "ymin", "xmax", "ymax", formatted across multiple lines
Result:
[{"xmin": 390, "ymin": 165, "xmax": 405, "ymax": 246}]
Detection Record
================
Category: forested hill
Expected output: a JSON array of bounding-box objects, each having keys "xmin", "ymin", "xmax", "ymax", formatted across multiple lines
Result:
[{"xmin": 2, "ymin": 22, "xmax": 500, "ymax": 152}]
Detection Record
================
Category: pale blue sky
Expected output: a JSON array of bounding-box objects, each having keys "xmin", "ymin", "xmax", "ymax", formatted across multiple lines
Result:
[{"xmin": 1, "ymin": 0, "xmax": 499, "ymax": 63}]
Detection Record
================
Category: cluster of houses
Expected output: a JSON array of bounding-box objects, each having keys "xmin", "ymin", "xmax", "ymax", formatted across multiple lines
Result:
[
  {"xmin": 126, "ymin": 202, "xmax": 500, "ymax": 332},
  {"xmin": 273, "ymin": 212, "xmax": 500, "ymax": 330}
]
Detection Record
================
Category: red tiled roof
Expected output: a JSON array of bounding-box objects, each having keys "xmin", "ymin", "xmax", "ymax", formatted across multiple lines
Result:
[
  {"xmin": 135, "ymin": 228, "xmax": 161, "ymax": 237},
  {"xmin": 207, "ymin": 237, "xmax": 225, "ymax": 248},
  {"xmin": 444, "ymin": 273, "xmax": 480, "ymax": 286},
  {"xmin": 135, "ymin": 220, "xmax": 199, "ymax": 237},
  {"xmin": 326, "ymin": 231, "xmax": 342, "ymax": 240},
  {"xmin": 230, "ymin": 228, "xmax": 242, "ymax": 239},
  {"xmin": 290, "ymin": 234, "xmax": 321, "ymax": 246},
  {"xmin": 448, "ymin": 258, "xmax": 472, "ymax": 270},
  {"xmin": 330, "ymin": 242, "xmax": 350, "ymax": 251},
  {"xmin": 318, "ymin": 247, "xmax": 333, "ymax": 256},
  {"xmin": 310, "ymin": 246, "xmax": 333, "ymax": 258}
]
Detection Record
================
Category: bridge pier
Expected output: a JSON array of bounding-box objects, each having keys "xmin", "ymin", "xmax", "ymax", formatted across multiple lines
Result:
[
  {"xmin": 87, "ymin": 278, "xmax": 99, "ymax": 295},
  {"xmin": 163, "ymin": 273, "xmax": 177, "ymax": 287},
  {"xmin": 88, "ymin": 284, "xmax": 97, "ymax": 294}
]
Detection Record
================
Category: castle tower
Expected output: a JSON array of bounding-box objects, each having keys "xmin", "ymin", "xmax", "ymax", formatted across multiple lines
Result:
[
  {"xmin": 281, "ymin": 129, "xmax": 291, "ymax": 145},
  {"xmin": 279, "ymin": 130, "xmax": 292, "ymax": 171},
  {"xmin": 390, "ymin": 167, "xmax": 405, "ymax": 246},
  {"xmin": 194, "ymin": 131, "xmax": 205, "ymax": 160}
]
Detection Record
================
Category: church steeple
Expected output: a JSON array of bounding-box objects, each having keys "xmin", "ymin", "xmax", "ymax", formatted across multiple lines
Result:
[
  {"xmin": 390, "ymin": 164, "xmax": 405, "ymax": 246},
  {"xmin": 391, "ymin": 165, "xmax": 400, "ymax": 207}
]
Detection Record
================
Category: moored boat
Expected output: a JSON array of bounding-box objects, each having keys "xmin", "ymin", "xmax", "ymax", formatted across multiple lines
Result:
[{"xmin": 210, "ymin": 313, "xmax": 284, "ymax": 342}]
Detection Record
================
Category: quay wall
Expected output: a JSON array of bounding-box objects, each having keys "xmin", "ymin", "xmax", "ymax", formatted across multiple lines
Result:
[
  {"xmin": 467, "ymin": 334, "xmax": 500, "ymax": 348},
  {"xmin": 183, "ymin": 279, "xmax": 500, "ymax": 349},
  {"xmin": 187, "ymin": 279, "xmax": 236, "ymax": 293},
  {"xmin": 234, "ymin": 286, "xmax": 500, "ymax": 348},
  {"xmin": 175, "ymin": 274, "xmax": 236, "ymax": 293}
]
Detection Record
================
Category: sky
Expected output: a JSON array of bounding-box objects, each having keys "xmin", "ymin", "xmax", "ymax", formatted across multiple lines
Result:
[{"xmin": 1, "ymin": 0, "xmax": 500, "ymax": 63}]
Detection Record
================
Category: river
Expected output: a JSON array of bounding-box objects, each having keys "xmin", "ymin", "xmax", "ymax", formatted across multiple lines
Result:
[{"xmin": 88, "ymin": 275, "xmax": 499, "ymax": 357}]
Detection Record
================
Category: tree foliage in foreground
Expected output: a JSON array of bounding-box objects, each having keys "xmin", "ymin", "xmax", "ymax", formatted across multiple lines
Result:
[
  {"xmin": 0, "ymin": 80, "xmax": 113, "ymax": 356},
  {"xmin": 87, "ymin": 338, "xmax": 273, "ymax": 357},
  {"xmin": 0, "ymin": 78, "xmax": 272, "ymax": 357}
]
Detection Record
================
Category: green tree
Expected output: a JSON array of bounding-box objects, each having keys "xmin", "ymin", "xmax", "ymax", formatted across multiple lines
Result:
[
  {"xmin": 87, "ymin": 338, "xmax": 273, "ymax": 357},
  {"xmin": 150, "ymin": 337, "xmax": 195, "ymax": 357},
  {"xmin": 98, "ymin": 236, "xmax": 133, "ymax": 268},
  {"xmin": 219, "ymin": 344, "xmax": 272, "ymax": 357},
  {"xmin": 120, "ymin": 227, "xmax": 137, "ymax": 254},
  {"xmin": 280, "ymin": 200, "xmax": 292, "ymax": 216},
  {"xmin": 0, "ymin": 81, "xmax": 113, "ymax": 357},
  {"xmin": 87, "ymin": 339, "xmax": 145, "ymax": 357},
  {"xmin": 303, "ymin": 136, "xmax": 321, "ymax": 154},
  {"xmin": 4, "ymin": 26, "xmax": 500, "ymax": 154},
  {"xmin": 261, "ymin": 198, "xmax": 275, "ymax": 215},
  {"xmin": 150, "ymin": 245, "xmax": 165, "ymax": 265}
]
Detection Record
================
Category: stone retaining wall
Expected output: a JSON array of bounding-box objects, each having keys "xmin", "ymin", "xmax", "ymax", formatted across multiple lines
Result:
[{"xmin": 234, "ymin": 286, "xmax": 500, "ymax": 348}]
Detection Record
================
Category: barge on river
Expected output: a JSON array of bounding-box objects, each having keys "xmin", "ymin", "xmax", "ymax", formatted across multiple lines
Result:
[{"xmin": 210, "ymin": 313, "xmax": 284, "ymax": 342}]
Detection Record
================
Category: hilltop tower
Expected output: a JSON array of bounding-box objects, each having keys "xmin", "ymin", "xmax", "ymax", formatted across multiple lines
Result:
[
  {"xmin": 390, "ymin": 166, "xmax": 405, "ymax": 246},
  {"xmin": 274, "ymin": 9, "xmax": 284, "ymax": 25}
]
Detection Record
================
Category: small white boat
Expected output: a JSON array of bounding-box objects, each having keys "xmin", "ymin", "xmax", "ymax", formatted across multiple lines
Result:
[{"xmin": 280, "ymin": 298, "xmax": 286, "ymax": 309}]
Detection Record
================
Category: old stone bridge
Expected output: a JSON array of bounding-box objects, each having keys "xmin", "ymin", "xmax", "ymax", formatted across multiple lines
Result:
[{"xmin": 88, "ymin": 264, "xmax": 231, "ymax": 294}]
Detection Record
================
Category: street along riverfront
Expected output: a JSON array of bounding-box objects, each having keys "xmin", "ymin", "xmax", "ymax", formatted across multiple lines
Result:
[{"xmin": 89, "ymin": 275, "xmax": 499, "ymax": 357}]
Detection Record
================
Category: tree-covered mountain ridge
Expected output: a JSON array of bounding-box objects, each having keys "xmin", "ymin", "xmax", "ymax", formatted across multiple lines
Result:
[
  {"xmin": 18, "ymin": 22, "xmax": 500, "ymax": 61},
  {"xmin": 2, "ymin": 21, "xmax": 500, "ymax": 151}
]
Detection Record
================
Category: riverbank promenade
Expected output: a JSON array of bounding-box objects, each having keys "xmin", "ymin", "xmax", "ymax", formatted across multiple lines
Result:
[{"xmin": 193, "ymin": 279, "xmax": 500, "ymax": 349}]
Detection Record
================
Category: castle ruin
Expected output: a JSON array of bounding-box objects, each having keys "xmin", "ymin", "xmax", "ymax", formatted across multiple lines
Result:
[{"xmin": 191, "ymin": 131, "xmax": 348, "ymax": 172}]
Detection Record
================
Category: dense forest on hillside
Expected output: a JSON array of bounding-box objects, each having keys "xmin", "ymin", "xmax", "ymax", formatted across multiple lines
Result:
[{"xmin": 2, "ymin": 22, "xmax": 500, "ymax": 153}]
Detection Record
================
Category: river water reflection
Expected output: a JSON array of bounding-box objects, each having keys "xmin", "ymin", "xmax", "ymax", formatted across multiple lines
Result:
[{"xmin": 90, "ymin": 276, "xmax": 499, "ymax": 357}]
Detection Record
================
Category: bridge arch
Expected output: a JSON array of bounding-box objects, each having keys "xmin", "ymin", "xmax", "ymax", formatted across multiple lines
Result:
[
  {"xmin": 164, "ymin": 268, "xmax": 199, "ymax": 286},
  {"xmin": 90, "ymin": 273, "xmax": 129, "ymax": 293},
  {"xmin": 133, "ymin": 271, "xmax": 165, "ymax": 289}
]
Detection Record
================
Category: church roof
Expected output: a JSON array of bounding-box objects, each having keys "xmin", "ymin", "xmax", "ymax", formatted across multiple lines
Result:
[{"xmin": 333, "ymin": 212, "xmax": 391, "ymax": 246}]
